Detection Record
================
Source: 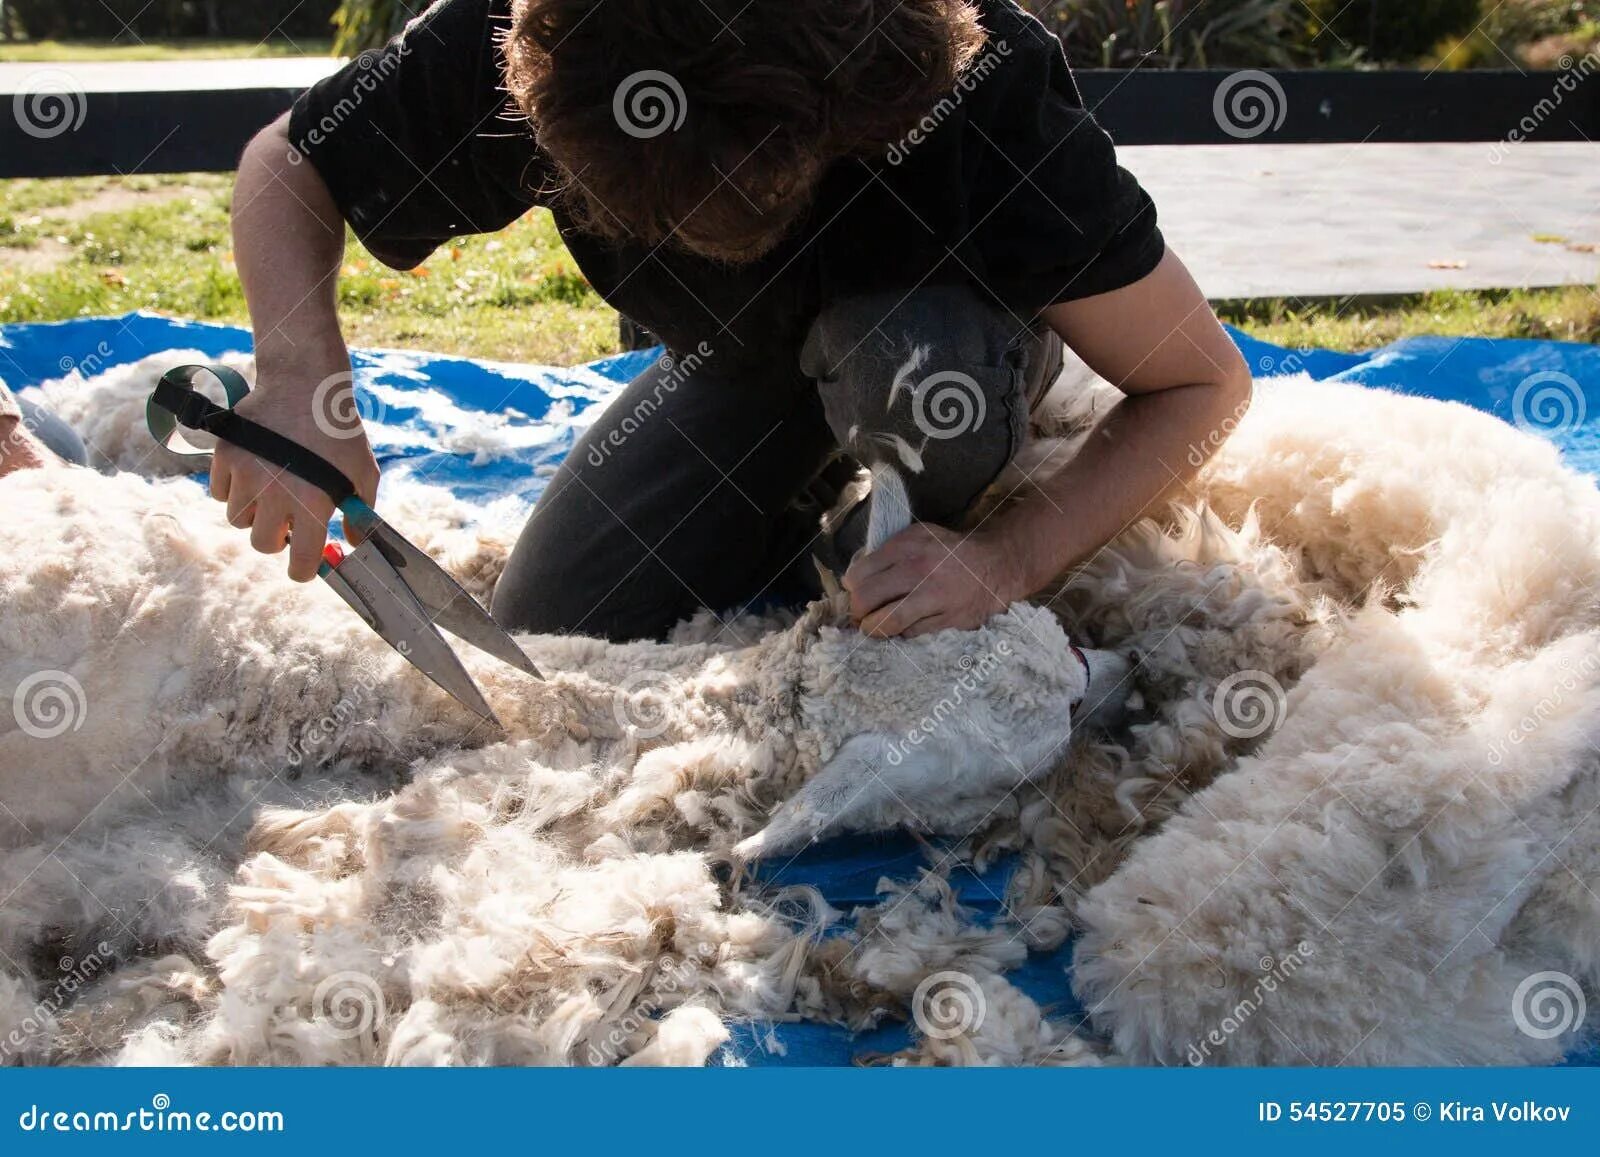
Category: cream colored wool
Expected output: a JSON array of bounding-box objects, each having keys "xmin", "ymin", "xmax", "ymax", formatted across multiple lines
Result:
[{"xmin": 1, "ymin": 357, "xmax": 1597, "ymax": 1066}]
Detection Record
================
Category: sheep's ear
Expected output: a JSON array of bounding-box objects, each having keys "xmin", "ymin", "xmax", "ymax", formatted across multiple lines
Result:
[{"xmin": 812, "ymin": 555, "xmax": 843, "ymax": 599}]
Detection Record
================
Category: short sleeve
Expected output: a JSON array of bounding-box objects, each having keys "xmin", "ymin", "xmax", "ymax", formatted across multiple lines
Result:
[
  {"xmin": 966, "ymin": 5, "xmax": 1165, "ymax": 308},
  {"xmin": 287, "ymin": 0, "xmax": 548, "ymax": 270}
]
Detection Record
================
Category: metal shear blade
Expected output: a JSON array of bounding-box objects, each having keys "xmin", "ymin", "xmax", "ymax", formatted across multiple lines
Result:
[
  {"xmin": 145, "ymin": 363, "xmax": 542, "ymax": 726},
  {"xmin": 362, "ymin": 521, "xmax": 543, "ymax": 681},
  {"xmin": 322, "ymin": 535, "xmax": 507, "ymax": 727}
]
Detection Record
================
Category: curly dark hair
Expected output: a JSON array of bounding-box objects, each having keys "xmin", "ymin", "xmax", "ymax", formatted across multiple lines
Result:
[{"xmin": 504, "ymin": 0, "xmax": 986, "ymax": 263}]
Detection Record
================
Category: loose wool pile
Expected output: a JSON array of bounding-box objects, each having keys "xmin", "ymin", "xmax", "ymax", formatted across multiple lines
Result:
[{"xmin": 2, "ymin": 352, "xmax": 1598, "ymax": 1066}]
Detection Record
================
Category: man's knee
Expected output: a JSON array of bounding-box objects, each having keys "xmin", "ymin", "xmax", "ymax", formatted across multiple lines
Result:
[
  {"xmin": 15, "ymin": 399, "xmax": 88, "ymax": 466},
  {"xmin": 489, "ymin": 468, "xmax": 689, "ymax": 641},
  {"xmin": 799, "ymin": 284, "xmax": 1058, "ymax": 525}
]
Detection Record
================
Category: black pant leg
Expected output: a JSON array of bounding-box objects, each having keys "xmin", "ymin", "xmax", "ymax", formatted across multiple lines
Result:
[{"xmin": 491, "ymin": 347, "xmax": 836, "ymax": 640}]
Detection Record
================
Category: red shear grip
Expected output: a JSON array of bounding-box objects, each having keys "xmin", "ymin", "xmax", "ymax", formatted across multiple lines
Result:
[{"xmin": 323, "ymin": 542, "xmax": 345, "ymax": 568}]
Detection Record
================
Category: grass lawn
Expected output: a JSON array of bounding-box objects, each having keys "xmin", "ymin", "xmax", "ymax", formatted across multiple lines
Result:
[
  {"xmin": 0, "ymin": 175, "xmax": 618, "ymax": 365},
  {"xmin": 0, "ymin": 39, "xmax": 334, "ymax": 62},
  {"xmin": 2, "ymin": 174, "xmax": 1598, "ymax": 367}
]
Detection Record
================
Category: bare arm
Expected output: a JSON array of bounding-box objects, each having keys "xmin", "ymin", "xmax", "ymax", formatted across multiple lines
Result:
[
  {"xmin": 997, "ymin": 248, "xmax": 1250, "ymax": 593},
  {"xmin": 846, "ymin": 249, "xmax": 1252, "ymax": 637},
  {"xmin": 211, "ymin": 114, "xmax": 380, "ymax": 581}
]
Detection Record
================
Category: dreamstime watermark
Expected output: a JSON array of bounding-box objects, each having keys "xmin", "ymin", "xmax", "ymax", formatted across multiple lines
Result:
[
  {"xmin": 1511, "ymin": 970, "xmax": 1586, "ymax": 1040},
  {"xmin": 612, "ymin": 668, "xmax": 677, "ymax": 740},
  {"xmin": 0, "ymin": 409, "xmax": 44, "ymax": 468},
  {"xmin": 0, "ymin": 942, "xmax": 116, "ymax": 1061},
  {"xmin": 885, "ymin": 39, "xmax": 1012, "ymax": 164},
  {"xmin": 1213, "ymin": 70, "xmax": 1287, "ymax": 140},
  {"xmin": 1510, "ymin": 369, "xmax": 1588, "ymax": 439},
  {"xmin": 1486, "ymin": 643, "xmax": 1600, "ymax": 766},
  {"xmin": 586, "ymin": 948, "xmax": 711, "ymax": 1064},
  {"xmin": 1488, "ymin": 50, "xmax": 1600, "ymax": 164},
  {"xmin": 54, "ymin": 340, "xmax": 117, "ymax": 382},
  {"xmin": 586, "ymin": 342, "xmax": 713, "ymax": 467},
  {"xmin": 1185, "ymin": 941, "xmax": 1315, "ymax": 1065},
  {"xmin": 309, "ymin": 370, "xmax": 387, "ymax": 441},
  {"xmin": 286, "ymin": 646, "xmax": 406, "ymax": 767},
  {"xmin": 911, "ymin": 969, "xmax": 986, "ymax": 1040},
  {"xmin": 613, "ymin": 70, "xmax": 687, "ymax": 139},
  {"xmin": 885, "ymin": 641, "xmax": 1013, "ymax": 767},
  {"xmin": 311, "ymin": 970, "xmax": 386, "ymax": 1040},
  {"xmin": 12, "ymin": 68, "xmax": 87, "ymax": 140},
  {"xmin": 1186, "ymin": 392, "xmax": 1253, "ymax": 468},
  {"xmin": 11, "ymin": 669, "xmax": 88, "ymax": 740},
  {"xmin": 911, "ymin": 370, "xmax": 987, "ymax": 441},
  {"xmin": 287, "ymin": 42, "xmax": 413, "ymax": 164},
  {"xmin": 17, "ymin": 1094, "xmax": 284, "ymax": 1134},
  {"xmin": 1211, "ymin": 669, "xmax": 1287, "ymax": 740}
]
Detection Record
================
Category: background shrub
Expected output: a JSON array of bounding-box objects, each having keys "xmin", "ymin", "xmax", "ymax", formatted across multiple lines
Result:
[
  {"xmin": 1024, "ymin": 0, "xmax": 1320, "ymax": 68},
  {"xmin": 1432, "ymin": 0, "xmax": 1598, "ymax": 67},
  {"xmin": 330, "ymin": 0, "xmax": 411, "ymax": 54},
  {"xmin": 1301, "ymin": 0, "xmax": 1482, "ymax": 62}
]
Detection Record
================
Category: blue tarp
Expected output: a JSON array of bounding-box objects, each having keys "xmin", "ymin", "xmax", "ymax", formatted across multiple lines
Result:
[{"xmin": 1, "ymin": 311, "xmax": 1595, "ymax": 1066}]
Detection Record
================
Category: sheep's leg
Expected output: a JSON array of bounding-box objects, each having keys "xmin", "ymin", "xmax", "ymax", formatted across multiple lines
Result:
[{"xmin": 734, "ymin": 733, "xmax": 900, "ymax": 859}]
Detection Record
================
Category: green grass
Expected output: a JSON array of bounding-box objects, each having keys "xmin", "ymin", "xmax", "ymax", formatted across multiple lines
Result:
[
  {"xmin": 0, "ymin": 175, "xmax": 619, "ymax": 365},
  {"xmin": 1217, "ymin": 288, "xmax": 1600, "ymax": 351},
  {"xmin": 0, "ymin": 39, "xmax": 334, "ymax": 62},
  {"xmin": 3, "ymin": 174, "xmax": 1598, "ymax": 366}
]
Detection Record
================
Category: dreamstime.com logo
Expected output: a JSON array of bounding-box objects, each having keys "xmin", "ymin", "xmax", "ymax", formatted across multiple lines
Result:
[
  {"xmin": 1511, "ymin": 970, "xmax": 1587, "ymax": 1040},
  {"xmin": 1488, "ymin": 49, "xmax": 1600, "ymax": 163},
  {"xmin": 1511, "ymin": 370, "xmax": 1588, "ymax": 439},
  {"xmin": 885, "ymin": 38, "xmax": 1012, "ymax": 164},
  {"xmin": 613, "ymin": 669, "xmax": 677, "ymax": 740},
  {"xmin": 1211, "ymin": 669, "xmax": 1287, "ymax": 740},
  {"xmin": 1486, "ymin": 644, "xmax": 1600, "ymax": 766},
  {"xmin": 55, "ymin": 339, "xmax": 118, "ymax": 381},
  {"xmin": 13, "ymin": 69, "xmax": 87, "ymax": 140},
  {"xmin": 1213, "ymin": 70, "xmax": 1287, "ymax": 140},
  {"xmin": 911, "ymin": 371, "xmax": 987, "ymax": 440},
  {"xmin": 12, "ymin": 670, "xmax": 88, "ymax": 739},
  {"xmin": 285, "ymin": 647, "xmax": 405, "ymax": 767},
  {"xmin": 1185, "ymin": 391, "xmax": 1254, "ymax": 469},
  {"xmin": 309, "ymin": 370, "xmax": 387, "ymax": 441},
  {"xmin": 587, "ymin": 341, "xmax": 714, "ymax": 467},
  {"xmin": 886, "ymin": 641, "xmax": 1013, "ymax": 767},
  {"xmin": 613, "ymin": 71, "xmax": 687, "ymax": 139},
  {"xmin": 17, "ymin": 1094, "xmax": 284, "ymax": 1134},
  {"xmin": 1186, "ymin": 942, "xmax": 1315, "ymax": 1064},
  {"xmin": 288, "ymin": 41, "xmax": 411, "ymax": 163},
  {"xmin": 311, "ymin": 970, "xmax": 386, "ymax": 1039},
  {"xmin": 911, "ymin": 970, "xmax": 986, "ymax": 1040},
  {"xmin": 586, "ymin": 949, "xmax": 712, "ymax": 1064},
  {"xmin": 1, "ymin": 942, "xmax": 116, "ymax": 1061}
]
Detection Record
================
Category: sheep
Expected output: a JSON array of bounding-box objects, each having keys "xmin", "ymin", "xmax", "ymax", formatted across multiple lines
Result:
[{"xmin": 1, "ymin": 354, "xmax": 1598, "ymax": 1067}]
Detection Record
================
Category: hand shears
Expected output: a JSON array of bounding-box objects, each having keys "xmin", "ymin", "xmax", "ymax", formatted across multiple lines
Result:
[{"xmin": 147, "ymin": 364, "xmax": 541, "ymax": 726}]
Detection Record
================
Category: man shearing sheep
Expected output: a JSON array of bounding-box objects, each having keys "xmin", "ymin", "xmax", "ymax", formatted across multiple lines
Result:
[{"xmin": 218, "ymin": 0, "xmax": 1250, "ymax": 642}]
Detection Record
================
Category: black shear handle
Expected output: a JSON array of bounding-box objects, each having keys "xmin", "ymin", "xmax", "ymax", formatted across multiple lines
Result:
[{"xmin": 150, "ymin": 365, "xmax": 358, "ymax": 505}]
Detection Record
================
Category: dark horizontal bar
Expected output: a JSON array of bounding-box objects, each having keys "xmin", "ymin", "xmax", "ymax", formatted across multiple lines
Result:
[
  {"xmin": 1077, "ymin": 68, "xmax": 1600, "ymax": 145},
  {"xmin": 1, "ymin": 69, "xmax": 1594, "ymax": 180},
  {"xmin": 0, "ymin": 87, "xmax": 299, "ymax": 179}
]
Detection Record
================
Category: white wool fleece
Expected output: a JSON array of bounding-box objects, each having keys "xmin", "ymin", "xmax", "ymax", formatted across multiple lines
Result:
[{"xmin": 1, "ymin": 360, "xmax": 1599, "ymax": 1068}]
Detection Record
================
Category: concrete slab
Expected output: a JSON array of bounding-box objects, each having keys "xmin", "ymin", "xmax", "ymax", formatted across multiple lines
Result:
[{"xmin": 1122, "ymin": 142, "xmax": 1600, "ymax": 298}]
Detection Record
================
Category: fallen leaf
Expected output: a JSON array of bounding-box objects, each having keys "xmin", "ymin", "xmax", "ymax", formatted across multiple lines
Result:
[{"xmin": 1428, "ymin": 259, "xmax": 1468, "ymax": 270}]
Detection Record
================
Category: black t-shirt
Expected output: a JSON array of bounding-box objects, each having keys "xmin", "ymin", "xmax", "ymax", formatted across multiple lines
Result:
[{"xmin": 288, "ymin": 0, "xmax": 1164, "ymax": 368}]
